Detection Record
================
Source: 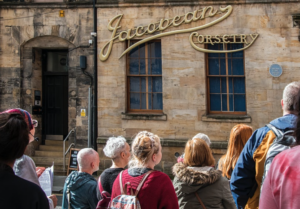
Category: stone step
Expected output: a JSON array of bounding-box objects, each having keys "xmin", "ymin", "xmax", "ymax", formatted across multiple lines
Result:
[
  {"xmin": 45, "ymin": 140, "xmax": 68, "ymax": 146},
  {"xmin": 31, "ymin": 156, "xmax": 69, "ymax": 165},
  {"xmin": 39, "ymin": 145, "xmax": 64, "ymax": 152},
  {"xmin": 36, "ymin": 163, "xmax": 68, "ymax": 170},
  {"xmin": 35, "ymin": 150, "xmax": 63, "ymax": 157}
]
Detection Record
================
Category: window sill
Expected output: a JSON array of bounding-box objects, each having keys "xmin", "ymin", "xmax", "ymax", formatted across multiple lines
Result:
[
  {"xmin": 121, "ymin": 112, "xmax": 167, "ymax": 121},
  {"xmin": 202, "ymin": 114, "xmax": 251, "ymax": 123}
]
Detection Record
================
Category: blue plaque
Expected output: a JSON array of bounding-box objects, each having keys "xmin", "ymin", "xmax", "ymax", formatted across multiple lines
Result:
[{"xmin": 269, "ymin": 64, "xmax": 282, "ymax": 77}]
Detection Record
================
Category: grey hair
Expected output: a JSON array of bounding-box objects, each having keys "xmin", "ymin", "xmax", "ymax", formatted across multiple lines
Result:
[
  {"xmin": 192, "ymin": 133, "xmax": 211, "ymax": 147},
  {"xmin": 283, "ymin": 81, "xmax": 300, "ymax": 112},
  {"xmin": 77, "ymin": 148, "xmax": 96, "ymax": 170},
  {"xmin": 103, "ymin": 136, "xmax": 127, "ymax": 159}
]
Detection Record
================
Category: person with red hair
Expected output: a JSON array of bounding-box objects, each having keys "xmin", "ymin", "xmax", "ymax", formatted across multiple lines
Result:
[{"xmin": 218, "ymin": 124, "xmax": 253, "ymax": 179}]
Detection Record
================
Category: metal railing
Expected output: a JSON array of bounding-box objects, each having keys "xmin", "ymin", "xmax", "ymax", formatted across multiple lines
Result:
[{"xmin": 63, "ymin": 127, "xmax": 76, "ymax": 172}]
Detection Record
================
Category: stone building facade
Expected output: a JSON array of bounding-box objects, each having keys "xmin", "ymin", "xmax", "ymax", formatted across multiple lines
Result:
[{"xmin": 1, "ymin": 0, "xmax": 300, "ymax": 175}]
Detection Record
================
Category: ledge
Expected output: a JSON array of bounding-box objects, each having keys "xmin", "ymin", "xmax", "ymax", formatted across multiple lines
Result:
[
  {"xmin": 97, "ymin": 137, "xmax": 228, "ymax": 149},
  {"xmin": 121, "ymin": 112, "xmax": 167, "ymax": 121},
  {"xmin": 202, "ymin": 114, "xmax": 251, "ymax": 123}
]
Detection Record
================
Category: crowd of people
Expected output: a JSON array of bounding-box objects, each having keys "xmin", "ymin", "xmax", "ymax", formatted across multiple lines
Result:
[{"xmin": 1, "ymin": 81, "xmax": 300, "ymax": 209}]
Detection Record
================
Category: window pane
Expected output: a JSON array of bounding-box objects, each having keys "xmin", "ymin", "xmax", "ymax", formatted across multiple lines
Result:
[
  {"xmin": 209, "ymin": 77, "xmax": 220, "ymax": 93},
  {"xmin": 140, "ymin": 59, "xmax": 146, "ymax": 74},
  {"xmin": 148, "ymin": 77, "xmax": 152, "ymax": 93},
  {"xmin": 152, "ymin": 77, "xmax": 162, "ymax": 92},
  {"xmin": 130, "ymin": 93, "xmax": 140, "ymax": 109},
  {"xmin": 228, "ymin": 58, "xmax": 232, "ymax": 75},
  {"xmin": 220, "ymin": 59, "xmax": 226, "ymax": 75},
  {"xmin": 148, "ymin": 42, "xmax": 161, "ymax": 58},
  {"xmin": 149, "ymin": 58, "xmax": 162, "ymax": 75},
  {"xmin": 139, "ymin": 43, "xmax": 146, "ymax": 58},
  {"xmin": 129, "ymin": 44, "xmax": 139, "ymax": 58},
  {"xmin": 210, "ymin": 94, "xmax": 221, "ymax": 111},
  {"xmin": 148, "ymin": 93, "xmax": 152, "ymax": 109},
  {"xmin": 141, "ymin": 77, "xmax": 146, "ymax": 92},
  {"xmin": 129, "ymin": 59, "xmax": 139, "ymax": 74},
  {"xmin": 229, "ymin": 94, "xmax": 233, "ymax": 111},
  {"xmin": 141, "ymin": 93, "xmax": 146, "ymax": 109},
  {"xmin": 231, "ymin": 43, "xmax": 244, "ymax": 57},
  {"xmin": 229, "ymin": 77, "xmax": 233, "ymax": 93},
  {"xmin": 232, "ymin": 59, "xmax": 244, "ymax": 75},
  {"xmin": 221, "ymin": 78, "xmax": 226, "ymax": 93},
  {"xmin": 153, "ymin": 93, "xmax": 163, "ymax": 110},
  {"xmin": 234, "ymin": 94, "xmax": 246, "ymax": 111},
  {"xmin": 208, "ymin": 59, "xmax": 220, "ymax": 75},
  {"xmin": 208, "ymin": 44, "xmax": 219, "ymax": 58},
  {"xmin": 130, "ymin": 77, "xmax": 140, "ymax": 92},
  {"xmin": 222, "ymin": 94, "xmax": 227, "ymax": 111},
  {"xmin": 233, "ymin": 78, "xmax": 245, "ymax": 93}
]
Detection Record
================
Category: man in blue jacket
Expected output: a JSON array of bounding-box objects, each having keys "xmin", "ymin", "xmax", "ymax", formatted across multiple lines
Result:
[
  {"xmin": 230, "ymin": 81, "xmax": 300, "ymax": 209},
  {"xmin": 62, "ymin": 148, "xmax": 100, "ymax": 209}
]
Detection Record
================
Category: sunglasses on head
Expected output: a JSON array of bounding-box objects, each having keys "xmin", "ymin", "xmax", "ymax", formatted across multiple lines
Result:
[{"xmin": 32, "ymin": 119, "xmax": 38, "ymax": 128}]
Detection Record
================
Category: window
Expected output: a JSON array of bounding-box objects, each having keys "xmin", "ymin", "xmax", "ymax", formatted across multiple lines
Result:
[
  {"xmin": 127, "ymin": 40, "xmax": 163, "ymax": 113},
  {"xmin": 206, "ymin": 43, "xmax": 246, "ymax": 114}
]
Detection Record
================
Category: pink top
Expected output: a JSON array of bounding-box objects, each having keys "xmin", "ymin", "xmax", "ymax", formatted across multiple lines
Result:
[{"xmin": 260, "ymin": 145, "xmax": 300, "ymax": 209}]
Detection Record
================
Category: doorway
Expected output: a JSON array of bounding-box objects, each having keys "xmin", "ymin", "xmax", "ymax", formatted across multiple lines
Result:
[{"xmin": 42, "ymin": 50, "xmax": 68, "ymax": 141}]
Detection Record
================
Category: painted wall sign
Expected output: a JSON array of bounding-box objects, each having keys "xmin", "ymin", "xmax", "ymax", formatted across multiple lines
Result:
[
  {"xmin": 99, "ymin": 5, "xmax": 259, "ymax": 61},
  {"xmin": 269, "ymin": 64, "xmax": 283, "ymax": 77}
]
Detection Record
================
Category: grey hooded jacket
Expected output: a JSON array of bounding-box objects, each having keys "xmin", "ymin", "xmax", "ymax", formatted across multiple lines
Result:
[
  {"xmin": 173, "ymin": 163, "xmax": 236, "ymax": 209},
  {"xmin": 62, "ymin": 171, "xmax": 98, "ymax": 209}
]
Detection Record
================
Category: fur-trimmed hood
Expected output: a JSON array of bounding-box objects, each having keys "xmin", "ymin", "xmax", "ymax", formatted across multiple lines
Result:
[{"xmin": 173, "ymin": 163, "xmax": 222, "ymax": 194}]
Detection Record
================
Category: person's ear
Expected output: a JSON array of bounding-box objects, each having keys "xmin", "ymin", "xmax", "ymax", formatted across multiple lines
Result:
[
  {"xmin": 91, "ymin": 161, "xmax": 95, "ymax": 169},
  {"xmin": 121, "ymin": 152, "xmax": 125, "ymax": 159},
  {"xmin": 281, "ymin": 99, "xmax": 284, "ymax": 110},
  {"xmin": 152, "ymin": 153, "xmax": 156, "ymax": 162}
]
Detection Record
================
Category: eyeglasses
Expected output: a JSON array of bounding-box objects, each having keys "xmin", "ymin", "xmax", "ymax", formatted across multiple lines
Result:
[{"xmin": 32, "ymin": 119, "xmax": 38, "ymax": 128}]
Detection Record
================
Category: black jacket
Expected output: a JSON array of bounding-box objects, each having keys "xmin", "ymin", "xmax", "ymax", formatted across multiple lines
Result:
[{"xmin": 0, "ymin": 163, "xmax": 49, "ymax": 209}]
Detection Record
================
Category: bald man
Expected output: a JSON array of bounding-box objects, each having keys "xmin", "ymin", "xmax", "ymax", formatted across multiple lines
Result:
[{"xmin": 62, "ymin": 148, "xmax": 100, "ymax": 209}]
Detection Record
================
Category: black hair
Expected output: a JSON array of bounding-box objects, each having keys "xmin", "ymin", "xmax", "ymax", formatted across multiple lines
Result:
[{"xmin": 0, "ymin": 113, "xmax": 29, "ymax": 164}]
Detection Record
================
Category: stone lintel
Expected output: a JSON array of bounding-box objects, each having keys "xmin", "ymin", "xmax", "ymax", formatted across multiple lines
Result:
[
  {"xmin": 202, "ymin": 114, "xmax": 252, "ymax": 123},
  {"xmin": 121, "ymin": 112, "xmax": 167, "ymax": 121}
]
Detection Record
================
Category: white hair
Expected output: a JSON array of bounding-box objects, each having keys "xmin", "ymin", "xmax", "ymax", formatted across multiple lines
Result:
[
  {"xmin": 103, "ymin": 136, "xmax": 127, "ymax": 159},
  {"xmin": 283, "ymin": 81, "xmax": 300, "ymax": 112},
  {"xmin": 77, "ymin": 148, "xmax": 96, "ymax": 170},
  {"xmin": 192, "ymin": 133, "xmax": 211, "ymax": 147}
]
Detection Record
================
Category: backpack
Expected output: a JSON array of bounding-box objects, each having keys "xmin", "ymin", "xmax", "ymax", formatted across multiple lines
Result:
[
  {"xmin": 260, "ymin": 124, "xmax": 296, "ymax": 193},
  {"xmin": 96, "ymin": 176, "xmax": 111, "ymax": 209},
  {"xmin": 109, "ymin": 170, "xmax": 153, "ymax": 209}
]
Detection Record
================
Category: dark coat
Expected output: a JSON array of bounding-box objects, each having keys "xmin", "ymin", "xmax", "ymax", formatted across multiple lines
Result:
[
  {"xmin": 0, "ymin": 163, "xmax": 49, "ymax": 209},
  {"xmin": 62, "ymin": 171, "xmax": 98, "ymax": 209},
  {"xmin": 173, "ymin": 163, "xmax": 236, "ymax": 209}
]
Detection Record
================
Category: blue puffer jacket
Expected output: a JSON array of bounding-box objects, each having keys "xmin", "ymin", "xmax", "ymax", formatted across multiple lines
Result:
[
  {"xmin": 230, "ymin": 114, "xmax": 297, "ymax": 209},
  {"xmin": 62, "ymin": 171, "xmax": 98, "ymax": 209}
]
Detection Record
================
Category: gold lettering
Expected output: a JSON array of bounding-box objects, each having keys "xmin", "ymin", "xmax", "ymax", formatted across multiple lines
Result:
[
  {"xmin": 126, "ymin": 29, "xmax": 136, "ymax": 40},
  {"xmin": 193, "ymin": 9, "xmax": 203, "ymax": 21},
  {"xmin": 198, "ymin": 35, "xmax": 205, "ymax": 43},
  {"xmin": 158, "ymin": 18, "xmax": 170, "ymax": 31},
  {"xmin": 184, "ymin": 12, "xmax": 194, "ymax": 24},
  {"xmin": 99, "ymin": 14, "xmax": 123, "ymax": 62},
  {"xmin": 147, "ymin": 23, "xmax": 157, "ymax": 34},
  {"xmin": 173, "ymin": 15, "xmax": 184, "ymax": 27},
  {"xmin": 200, "ymin": 6, "xmax": 217, "ymax": 20},
  {"xmin": 240, "ymin": 34, "xmax": 248, "ymax": 44},
  {"xmin": 232, "ymin": 34, "xmax": 238, "ymax": 43},
  {"xmin": 119, "ymin": 31, "xmax": 128, "ymax": 41},
  {"xmin": 222, "ymin": 35, "xmax": 229, "ymax": 43},
  {"xmin": 215, "ymin": 35, "xmax": 221, "ymax": 43},
  {"xmin": 250, "ymin": 34, "xmax": 259, "ymax": 41},
  {"xmin": 206, "ymin": 35, "xmax": 214, "ymax": 45},
  {"xmin": 136, "ymin": 26, "xmax": 146, "ymax": 37},
  {"xmin": 207, "ymin": 6, "xmax": 218, "ymax": 17}
]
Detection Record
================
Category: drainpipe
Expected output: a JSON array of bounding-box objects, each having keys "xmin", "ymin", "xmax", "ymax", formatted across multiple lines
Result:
[{"xmin": 93, "ymin": 0, "xmax": 98, "ymax": 152}]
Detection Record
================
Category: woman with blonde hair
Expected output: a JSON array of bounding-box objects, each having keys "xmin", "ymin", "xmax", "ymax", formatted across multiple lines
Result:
[
  {"xmin": 173, "ymin": 138, "xmax": 236, "ymax": 209},
  {"xmin": 110, "ymin": 131, "xmax": 179, "ymax": 209},
  {"xmin": 218, "ymin": 124, "xmax": 253, "ymax": 179}
]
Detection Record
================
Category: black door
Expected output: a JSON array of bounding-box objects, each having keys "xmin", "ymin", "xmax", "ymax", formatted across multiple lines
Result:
[{"xmin": 42, "ymin": 50, "xmax": 68, "ymax": 138}]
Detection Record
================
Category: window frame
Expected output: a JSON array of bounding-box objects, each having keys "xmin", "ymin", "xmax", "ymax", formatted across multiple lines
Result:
[
  {"xmin": 206, "ymin": 42, "xmax": 247, "ymax": 115},
  {"xmin": 126, "ymin": 39, "xmax": 163, "ymax": 114}
]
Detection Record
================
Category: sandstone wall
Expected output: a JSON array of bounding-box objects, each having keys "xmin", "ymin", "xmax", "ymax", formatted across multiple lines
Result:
[
  {"xmin": 0, "ymin": 7, "xmax": 94, "ymax": 151},
  {"xmin": 97, "ymin": 3, "xmax": 300, "ymax": 141}
]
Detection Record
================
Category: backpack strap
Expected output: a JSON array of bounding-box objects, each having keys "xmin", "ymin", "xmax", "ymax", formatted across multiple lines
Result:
[
  {"xmin": 119, "ymin": 170, "xmax": 126, "ymax": 195},
  {"xmin": 266, "ymin": 124, "xmax": 283, "ymax": 138},
  {"xmin": 98, "ymin": 175, "xmax": 104, "ymax": 193},
  {"xmin": 134, "ymin": 170, "xmax": 154, "ymax": 196},
  {"xmin": 195, "ymin": 193, "xmax": 207, "ymax": 209}
]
